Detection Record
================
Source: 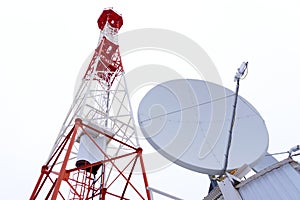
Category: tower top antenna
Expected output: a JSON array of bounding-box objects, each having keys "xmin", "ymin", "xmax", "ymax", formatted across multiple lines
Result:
[{"xmin": 97, "ymin": 8, "xmax": 123, "ymax": 30}]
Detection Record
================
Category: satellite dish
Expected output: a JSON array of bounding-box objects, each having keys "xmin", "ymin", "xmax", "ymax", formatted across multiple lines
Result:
[{"xmin": 138, "ymin": 79, "xmax": 268, "ymax": 175}]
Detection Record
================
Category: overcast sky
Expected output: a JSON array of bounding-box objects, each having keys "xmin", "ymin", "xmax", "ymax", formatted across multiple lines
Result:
[{"xmin": 1, "ymin": 0, "xmax": 300, "ymax": 199}]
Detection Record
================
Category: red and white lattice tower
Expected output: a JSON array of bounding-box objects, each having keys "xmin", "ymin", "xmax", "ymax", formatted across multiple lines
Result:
[{"xmin": 30, "ymin": 8, "xmax": 151, "ymax": 200}]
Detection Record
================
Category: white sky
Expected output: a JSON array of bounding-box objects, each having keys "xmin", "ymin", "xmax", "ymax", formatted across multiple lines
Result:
[{"xmin": 1, "ymin": 0, "xmax": 300, "ymax": 199}]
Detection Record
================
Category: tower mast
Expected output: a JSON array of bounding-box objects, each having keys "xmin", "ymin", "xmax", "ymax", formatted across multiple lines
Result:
[{"xmin": 30, "ymin": 8, "xmax": 150, "ymax": 200}]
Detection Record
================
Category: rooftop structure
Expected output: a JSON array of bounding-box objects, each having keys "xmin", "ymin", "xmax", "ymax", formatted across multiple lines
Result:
[{"xmin": 204, "ymin": 157, "xmax": 300, "ymax": 200}]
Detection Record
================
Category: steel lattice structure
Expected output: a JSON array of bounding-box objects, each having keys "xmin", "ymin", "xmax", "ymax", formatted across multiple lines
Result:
[{"xmin": 30, "ymin": 8, "xmax": 151, "ymax": 200}]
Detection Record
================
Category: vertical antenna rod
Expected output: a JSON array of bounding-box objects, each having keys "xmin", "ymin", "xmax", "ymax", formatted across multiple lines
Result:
[{"xmin": 222, "ymin": 61, "xmax": 248, "ymax": 175}]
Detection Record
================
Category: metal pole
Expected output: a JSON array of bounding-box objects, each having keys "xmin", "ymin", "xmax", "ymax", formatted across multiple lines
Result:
[
  {"xmin": 222, "ymin": 61, "xmax": 247, "ymax": 175},
  {"xmin": 222, "ymin": 78, "xmax": 240, "ymax": 175},
  {"xmin": 138, "ymin": 148, "xmax": 152, "ymax": 200},
  {"xmin": 147, "ymin": 187, "xmax": 184, "ymax": 200},
  {"xmin": 51, "ymin": 119, "xmax": 81, "ymax": 200}
]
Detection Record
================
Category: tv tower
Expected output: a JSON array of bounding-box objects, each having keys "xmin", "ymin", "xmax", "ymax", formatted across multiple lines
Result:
[{"xmin": 30, "ymin": 8, "xmax": 151, "ymax": 200}]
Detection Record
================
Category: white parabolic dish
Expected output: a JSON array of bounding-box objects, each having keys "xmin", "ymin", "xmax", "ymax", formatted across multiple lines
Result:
[{"xmin": 138, "ymin": 79, "xmax": 269, "ymax": 175}]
